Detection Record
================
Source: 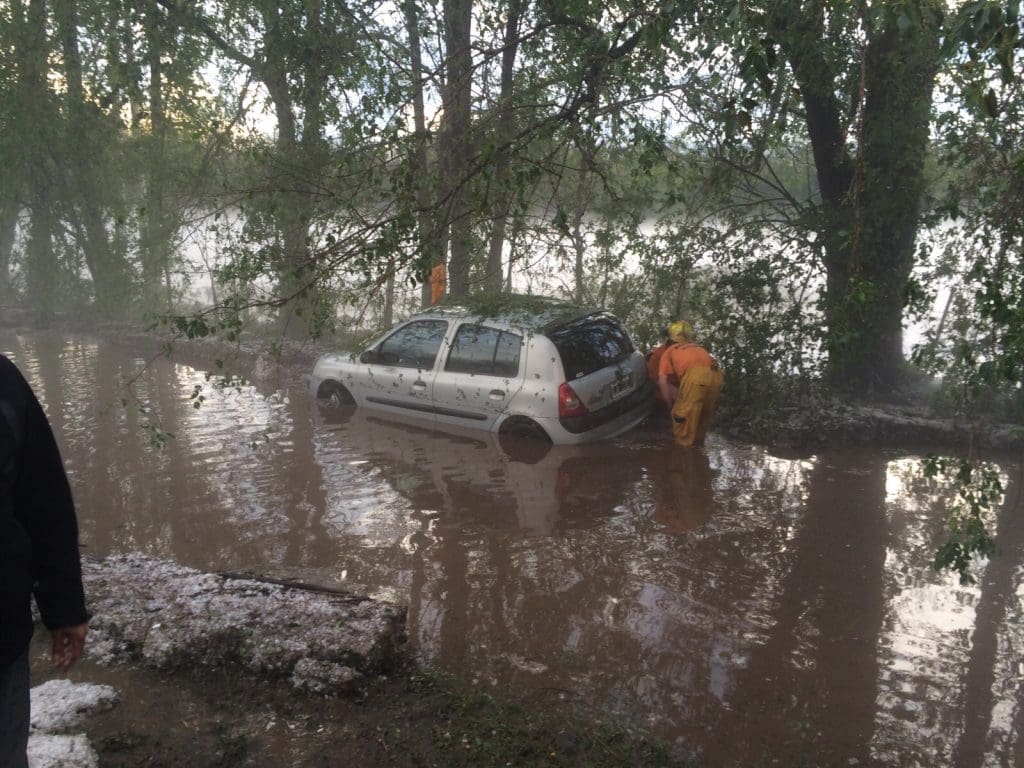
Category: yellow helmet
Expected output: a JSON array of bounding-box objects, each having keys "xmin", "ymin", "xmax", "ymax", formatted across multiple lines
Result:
[{"xmin": 667, "ymin": 320, "xmax": 692, "ymax": 343}]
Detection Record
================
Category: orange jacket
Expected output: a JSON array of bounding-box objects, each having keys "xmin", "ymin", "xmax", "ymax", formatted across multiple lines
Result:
[{"xmin": 658, "ymin": 342, "xmax": 715, "ymax": 385}]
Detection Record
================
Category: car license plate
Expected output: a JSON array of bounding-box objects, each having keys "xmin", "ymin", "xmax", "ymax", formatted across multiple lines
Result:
[{"xmin": 610, "ymin": 374, "xmax": 632, "ymax": 400}]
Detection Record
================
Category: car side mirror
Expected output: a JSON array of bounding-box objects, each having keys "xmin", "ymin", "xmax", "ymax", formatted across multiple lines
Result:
[{"xmin": 359, "ymin": 349, "xmax": 379, "ymax": 364}]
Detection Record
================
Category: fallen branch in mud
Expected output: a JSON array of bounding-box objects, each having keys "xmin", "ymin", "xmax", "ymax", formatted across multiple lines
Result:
[
  {"xmin": 217, "ymin": 570, "xmax": 372, "ymax": 602},
  {"xmin": 81, "ymin": 554, "xmax": 406, "ymax": 695}
]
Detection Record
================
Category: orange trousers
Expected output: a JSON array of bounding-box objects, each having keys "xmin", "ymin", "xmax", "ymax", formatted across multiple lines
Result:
[{"xmin": 670, "ymin": 365, "xmax": 723, "ymax": 446}]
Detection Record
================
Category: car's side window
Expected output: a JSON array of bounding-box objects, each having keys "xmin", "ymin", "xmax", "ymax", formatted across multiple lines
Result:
[
  {"xmin": 377, "ymin": 320, "xmax": 449, "ymax": 369},
  {"xmin": 493, "ymin": 330, "xmax": 522, "ymax": 376},
  {"xmin": 445, "ymin": 324, "xmax": 522, "ymax": 377}
]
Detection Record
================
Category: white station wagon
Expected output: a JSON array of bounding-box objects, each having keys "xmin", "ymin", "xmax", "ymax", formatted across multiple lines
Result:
[{"xmin": 308, "ymin": 294, "xmax": 653, "ymax": 445}]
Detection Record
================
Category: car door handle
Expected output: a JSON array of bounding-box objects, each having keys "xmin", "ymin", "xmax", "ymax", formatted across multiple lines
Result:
[
  {"xmin": 488, "ymin": 389, "xmax": 506, "ymax": 400},
  {"xmin": 412, "ymin": 380, "xmax": 428, "ymax": 391}
]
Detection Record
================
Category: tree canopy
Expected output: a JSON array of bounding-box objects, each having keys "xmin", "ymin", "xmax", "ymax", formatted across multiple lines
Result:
[{"xmin": 0, "ymin": 0, "xmax": 1021, "ymax": 409}]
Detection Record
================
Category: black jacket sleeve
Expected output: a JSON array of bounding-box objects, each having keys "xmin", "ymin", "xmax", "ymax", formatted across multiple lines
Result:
[{"xmin": 8, "ymin": 359, "xmax": 89, "ymax": 630}]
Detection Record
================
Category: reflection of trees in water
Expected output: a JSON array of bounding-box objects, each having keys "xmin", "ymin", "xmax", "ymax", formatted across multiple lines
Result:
[
  {"xmin": 712, "ymin": 451, "xmax": 888, "ymax": 766},
  {"xmin": 13, "ymin": 337, "xmax": 343, "ymax": 572},
  {"xmin": 278, "ymin": 389, "xmax": 336, "ymax": 570},
  {"xmin": 951, "ymin": 469, "xmax": 1023, "ymax": 768},
  {"xmin": 867, "ymin": 458, "xmax": 1024, "ymax": 767},
  {"xmin": 336, "ymin": 432, "xmax": 818, "ymax": 742}
]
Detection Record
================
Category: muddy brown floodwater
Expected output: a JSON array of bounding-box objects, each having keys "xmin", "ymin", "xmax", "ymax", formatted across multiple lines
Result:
[{"xmin": 5, "ymin": 329, "xmax": 1024, "ymax": 767}]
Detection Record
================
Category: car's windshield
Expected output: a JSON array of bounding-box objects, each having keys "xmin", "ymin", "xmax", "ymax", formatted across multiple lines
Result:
[{"xmin": 547, "ymin": 315, "xmax": 635, "ymax": 379}]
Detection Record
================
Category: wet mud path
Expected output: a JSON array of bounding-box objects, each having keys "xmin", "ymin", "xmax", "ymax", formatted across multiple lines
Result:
[{"xmin": 5, "ymin": 329, "xmax": 1023, "ymax": 767}]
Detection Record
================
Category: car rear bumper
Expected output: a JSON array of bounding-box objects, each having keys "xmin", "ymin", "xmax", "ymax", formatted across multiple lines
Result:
[{"xmin": 538, "ymin": 380, "xmax": 653, "ymax": 444}]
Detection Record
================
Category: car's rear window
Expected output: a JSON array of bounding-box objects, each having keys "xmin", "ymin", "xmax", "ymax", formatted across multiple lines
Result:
[{"xmin": 548, "ymin": 315, "xmax": 635, "ymax": 379}]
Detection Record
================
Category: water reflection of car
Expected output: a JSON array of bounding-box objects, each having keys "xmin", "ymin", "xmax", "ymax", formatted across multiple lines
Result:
[
  {"xmin": 308, "ymin": 294, "xmax": 652, "ymax": 445},
  {"xmin": 318, "ymin": 407, "xmax": 650, "ymax": 534}
]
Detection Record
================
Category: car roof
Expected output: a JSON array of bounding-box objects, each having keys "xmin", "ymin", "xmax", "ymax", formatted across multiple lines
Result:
[{"xmin": 411, "ymin": 293, "xmax": 604, "ymax": 334}]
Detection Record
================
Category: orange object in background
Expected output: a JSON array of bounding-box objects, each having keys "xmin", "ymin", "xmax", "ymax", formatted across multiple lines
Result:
[
  {"xmin": 646, "ymin": 341, "xmax": 672, "ymax": 409},
  {"xmin": 429, "ymin": 264, "xmax": 447, "ymax": 305}
]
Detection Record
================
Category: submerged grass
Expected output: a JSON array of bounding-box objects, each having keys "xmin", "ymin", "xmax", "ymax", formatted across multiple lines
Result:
[
  {"xmin": 366, "ymin": 669, "xmax": 691, "ymax": 768},
  {"xmin": 63, "ymin": 646, "xmax": 694, "ymax": 768}
]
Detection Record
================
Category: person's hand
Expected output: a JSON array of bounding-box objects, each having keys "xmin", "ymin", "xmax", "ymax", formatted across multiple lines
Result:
[{"xmin": 51, "ymin": 623, "xmax": 88, "ymax": 671}]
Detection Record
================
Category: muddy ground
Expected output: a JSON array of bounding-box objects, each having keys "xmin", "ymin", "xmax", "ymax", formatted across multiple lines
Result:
[{"xmin": 31, "ymin": 636, "xmax": 684, "ymax": 768}]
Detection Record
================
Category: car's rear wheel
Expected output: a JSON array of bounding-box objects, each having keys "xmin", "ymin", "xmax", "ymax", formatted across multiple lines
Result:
[
  {"xmin": 499, "ymin": 417, "xmax": 552, "ymax": 463},
  {"xmin": 317, "ymin": 380, "xmax": 354, "ymax": 406}
]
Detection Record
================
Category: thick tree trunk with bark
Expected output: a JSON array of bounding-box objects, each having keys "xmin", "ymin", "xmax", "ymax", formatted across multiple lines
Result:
[
  {"xmin": 483, "ymin": 0, "xmax": 521, "ymax": 293},
  {"xmin": 21, "ymin": 0, "xmax": 59, "ymax": 315},
  {"xmin": 143, "ymin": 0, "xmax": 173, "ymax": 310},
  {"xmin": 265, "ymin": 53, "xmax": 320, "ymax": 340},
  {"xmin": 440, "ymin": 0, "xmax": 473, "ymax": 297},
  {"xmin": 838, "ymin": 9, "xmax": 940, "ymax": 389},
  {"xmin": 402, "ymin": 0, "xmax": 439, "ymax": 309},
  {"xmin": 570, "ymin": 168, "xmax": 594, "ymax": 304},
  {"xmin": 775, "ymin": 0, "xmax": 942, "ymax": 395},
  {"xmin": 56, "ymin": 0, "xmax": 132, "ymax": 314}
]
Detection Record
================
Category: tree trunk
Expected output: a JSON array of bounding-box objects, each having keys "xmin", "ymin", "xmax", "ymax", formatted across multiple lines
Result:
[
  {"xmin": 25, "ymin": 195, "xmax": 57, "ymax": 318},
  {"xmin": 402, "ymin": 0, "xmax": 438, "ymax": 309},
  {"xmin": 56, "ymin": 0, "xmax": 132, "ymax": 315},
  {"xmin": 0, "ymin": 203, "xmax": 17, "ymax": 301},
  {"xmin": 505, "ymin": 207, "xmax": 524, "ymax": 292},
  {"xmin": 2, "ymin": 0, "xmax": 27, "ymax": 304},
  {"xmin": 21, "ymin": 0, "xmax": 59, "ymax": 315},
  {"xmin": 118, "ymin": 0, "xmax": 145, "ymax": 129},
  {"xmin": 775, "ymin": 0, "xmax": 942, "ymax": 394},
  {"xmin": 264, "ymin": 58, "xmax": 320, "ymax": 340},
  {"xmin": 570, "ymin": 168, "xmax": 594, "ymax": 304},
  {"xmin": 262, "ymin": 2, "xmax": 332, "ymax": 341},
  {"xmin": 383, "ymin": 266, "xmax": 395, "ymax": 329},
  {"xmin": 439, "ymin": 0, "xmax": 473, "ymax": 297},
  {"xmin": 143, "ymin": 0, "xmax": 172, "ymax": 310},
  {"xmin": 165, "ymin": 1, "xmax": 324, "ymax": 336},
  {"xmin": 483, "ymin": 0, "xmax": 521, "ymax": 294},
  {"xmin": 831, "ymin": 4, "xmax": 940, "ymax": 391}
]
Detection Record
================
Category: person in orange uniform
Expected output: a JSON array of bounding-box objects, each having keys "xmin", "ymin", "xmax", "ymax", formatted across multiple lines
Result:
[
  {"xmin": 645, "ymin": 326, "xmax": 674, "ymax": 411},
  {"xmin": 658, "ymin": 320, "xmax": 723, "ymax": 447},
  {"xmin": 647, "ymin": 325, "xmax": 671, "ymax": 411}
]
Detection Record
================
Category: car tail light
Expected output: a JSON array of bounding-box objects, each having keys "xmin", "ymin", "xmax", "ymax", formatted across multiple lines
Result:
[{"xmin": 558, "ymin": 382, "xmax": 588, "ymax": 418}]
